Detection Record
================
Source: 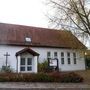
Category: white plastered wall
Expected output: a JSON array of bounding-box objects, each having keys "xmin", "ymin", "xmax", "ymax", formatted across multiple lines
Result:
[
  {"xmin": 0, "ymin": 45, "xmax": 86, "ymax": 72},
  {"xmin": 32, "ymin": 47, "xmax": 86, "ymax": 71}
]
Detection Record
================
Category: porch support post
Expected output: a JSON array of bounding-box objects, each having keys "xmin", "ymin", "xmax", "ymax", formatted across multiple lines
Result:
[
  {"xmin": 17, "ymin": 55, "xmax": 20, "ymax": 73},
  {"xmin": 34, "ymin": 56, "xmax": 38, "ymax": 73}
]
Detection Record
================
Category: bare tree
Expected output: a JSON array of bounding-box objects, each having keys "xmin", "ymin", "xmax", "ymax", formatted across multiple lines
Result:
[{"xmin": 46, "ymin": 0, "xmax": 90, "ymax": 44}]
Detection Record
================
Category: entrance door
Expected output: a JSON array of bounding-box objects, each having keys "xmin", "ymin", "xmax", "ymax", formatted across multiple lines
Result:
[{"xmin": 20, "ymin": 57, "xmax": 33, "ymax": 72}]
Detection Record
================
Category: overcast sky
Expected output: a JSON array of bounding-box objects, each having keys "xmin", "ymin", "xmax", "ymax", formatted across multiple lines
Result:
[
  {"xmin": 0, "ymin": 0, "xmax": 90, "ymax": 47},
  {"xmin": 0, "ymin": 0, "xmax": 89, "ymax": 28},
  {"xmin": 0, "ymin": 0, "xmax": 48, "ymax": 28}
]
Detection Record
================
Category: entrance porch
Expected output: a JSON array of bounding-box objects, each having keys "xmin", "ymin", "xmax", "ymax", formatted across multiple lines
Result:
[{"xmin": 16, "ymin": 48, "xmax": 39, "ymax": 73}]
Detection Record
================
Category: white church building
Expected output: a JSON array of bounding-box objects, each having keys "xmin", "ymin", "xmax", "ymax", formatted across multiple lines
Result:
[{"xmin": 0, "ymin": 23, "xmax": 87, "ymax": 73}]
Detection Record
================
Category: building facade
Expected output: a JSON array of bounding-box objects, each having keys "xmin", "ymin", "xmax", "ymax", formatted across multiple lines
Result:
[{"xmin": 0, "ymin": 23, "xmax": 87, "ymax": 73}]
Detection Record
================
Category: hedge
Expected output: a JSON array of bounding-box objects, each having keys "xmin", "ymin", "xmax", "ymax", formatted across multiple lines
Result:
[{"xmin": 0, "ymin": 72, "xmax": 83, "ymax": 83}]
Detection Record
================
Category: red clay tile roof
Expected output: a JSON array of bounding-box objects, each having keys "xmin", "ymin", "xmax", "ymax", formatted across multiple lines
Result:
[
  {"xmin": 16, "ymin": 48, "xmax": 39, "ymax": 56},
  {"xmin": 0, "ymin": 23, "xmax": 86, "ymax": 49}
]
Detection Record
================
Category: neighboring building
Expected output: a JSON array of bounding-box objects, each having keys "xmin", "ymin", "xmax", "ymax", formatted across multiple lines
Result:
[
  {"xmin": 85, "ymin": 50, "xmax": 90, "ymax": 58},
  {"xmin": 0, "ymin": 23, "xmax": 87, "ymax": 73},
  {"xmin": 85, "ymin": 50, "xmax": 90, "ymax": 69}
]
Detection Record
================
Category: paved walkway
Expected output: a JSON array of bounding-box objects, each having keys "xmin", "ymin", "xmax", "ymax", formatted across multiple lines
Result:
[{"xmin": 0, "ymin": 82, "xmax": 90, "ymax": 90}]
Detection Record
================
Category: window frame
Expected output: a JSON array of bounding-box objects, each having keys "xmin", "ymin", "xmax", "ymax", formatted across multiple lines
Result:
[
  {"xmin": 73, "ymin": 53, "xmax": 77, "ymax": 64},
  {"xmin": 67, "ymin": 58, "xmax": 71, "ymax": 64},
  {"xmin": 20, "ymin": 57, "xmax": 33, "ymax": 72},
  {"xmin": 67, "ymin": 52, "xmax": 71, "ymax": 64},
  {"xmin": 47, "ymin": 51, "xmax": 51, "ymax": 60},
  {"xmin": 61, "ymin": 52, "xmax": 64, "ymax": 64},
  {"xmin": 61, "ymin": 57, "xmax": 64, "ymax": 64},
  {"xmin": 54, "ymin": 52, "xmax": 58, "ymax": 58}
]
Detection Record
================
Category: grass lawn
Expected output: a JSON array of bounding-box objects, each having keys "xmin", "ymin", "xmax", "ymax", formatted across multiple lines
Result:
[{"xmin": 75, "ymin": 70, "xmax": 90, "ymax": 84}]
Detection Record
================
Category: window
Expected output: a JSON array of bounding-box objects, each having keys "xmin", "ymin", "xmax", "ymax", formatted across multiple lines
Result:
[
  {"xmin": 67, "ymin": 52, "xmax": 70, "ymax": 57},
  {"xmin": 54, "ymin": 52, "xmax": 58, "ymax": 58},
  {"xmin": 20, "ymin": 58, "xmax": 32, "ymax": 72},
  {"xmin": 27, "ymin": 58, "xmax": 32, "ymax": 71},
  {"xmin": 73, "ymin": 53, "xmax": 76, "ymax": 57},
  {"xmin": 61, "ymin": 52, "xmax": 64, "ymax": 57},
  {"xmin": 20, "ymin": 58, "xmax": 26, "ymax": 71},
  {"xmin": 67, "ymin": 52, "xmax": 71, "ymax": 64},
  {"xmin": 20, "ymin": 67, "xmax": 25, "ymax": 71},
  {"xmin": 27, "ymin": 66, "xmax": 32, "ymax": 71},
  {"xmin": 61, "ymin": 58, "xmax": 64, "ymax": 64},
  {"xmin": 47, "ymin": 52, "xmax": 51, "ymax": 59},
  {"xmin": 74, "ymin": 58, "xmax": 76, "ymax": 64},
  {"xmin": 61, "ymin": 52, "xmax": 64, "ymax": 64},
  {"xmin": 73, "ymin": 53, "xmax": 77, "ymax": 64},
  {"xmin": 67, "ymin": 58, "xmax": 70, "ymax": 64},
  {"xmin": 21, "ymin": 58, "xmax": 25, "ymax": 65},
  {"xmin": 47, "ymin": 52, "xmax": 50, "ymax": 57},
  {"xmin": 27, "ymin": 58, "xmax": 32, "ymax": 65}
]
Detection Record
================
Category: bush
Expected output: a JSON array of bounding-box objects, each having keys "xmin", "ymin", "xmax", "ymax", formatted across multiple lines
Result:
[
  {"xmin": 30, "ymin": 73, "xmax": 53, "ymax": 82},
  {"xmin": 38, "ymin": 61, "xmax": 49, "ymax": 72},
  {"xmin": 0, "ymin": 66, "xmax": 13, "ymax": 73},
  {"xmin": 0, "ymin": 72, "xmax": 83, "ymax": 83},
  {"xmin": 49, "ymin": 71, "xmax": 62, "ymax": 82},
  {"xmin": 60, "ymin": 72, "xmax": 83, "ymax": 83},
  {"xmin": 48, "ymin": 72, "xmax": 83, "ymax": 83}
]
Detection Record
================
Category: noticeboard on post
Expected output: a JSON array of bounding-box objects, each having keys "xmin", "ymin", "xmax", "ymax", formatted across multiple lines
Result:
[{"xmin": 49, "ymin": 58, "xmax": 58, "ymax": 67}]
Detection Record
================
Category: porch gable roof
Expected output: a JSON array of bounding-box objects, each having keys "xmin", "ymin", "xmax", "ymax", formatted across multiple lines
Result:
[{"xmin": 16, "ymin": 48, "xmax": 39, "ymax": 56}]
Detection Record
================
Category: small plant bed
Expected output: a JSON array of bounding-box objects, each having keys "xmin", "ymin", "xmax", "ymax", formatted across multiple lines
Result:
[{"xmin": 0, "ymin": 72, "xmax": 83, "ymax": 83}]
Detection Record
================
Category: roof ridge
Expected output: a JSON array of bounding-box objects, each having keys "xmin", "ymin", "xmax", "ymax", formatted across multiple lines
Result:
[{"xmin": 0, "ymin": 22, "xmax": 69, "ymax": 32}]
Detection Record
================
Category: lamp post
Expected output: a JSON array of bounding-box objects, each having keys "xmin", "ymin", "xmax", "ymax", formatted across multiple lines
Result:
[{"xmin": 85, "ymin": 52, "xmax": 87, "ymax": 70}]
